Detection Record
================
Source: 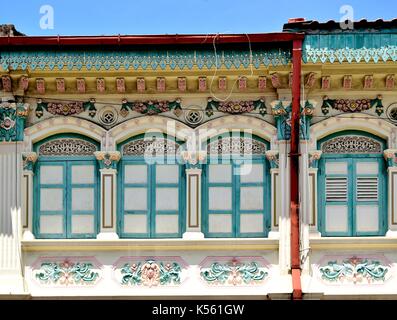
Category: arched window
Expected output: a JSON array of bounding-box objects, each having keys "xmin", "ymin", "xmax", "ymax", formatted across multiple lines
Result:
[
  {"xmin": 202, "ymin": 133, "xmax": 270, "ymax": 238},
  {"xmin": 118, "ymin": 133, "xmax": 185, "ymax": 238},
  {"xmin": 318, "ymin": 131, "xmax": 387, "ymax": 237},
  {"xmin": 33, "ymin": 134, "xmax": 100, "ymax": 238}
]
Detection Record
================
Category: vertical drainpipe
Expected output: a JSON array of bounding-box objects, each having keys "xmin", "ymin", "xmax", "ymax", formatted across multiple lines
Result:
[{"xmin": 290, "ymin": 38, "xmax": 303, "ymax": 300}]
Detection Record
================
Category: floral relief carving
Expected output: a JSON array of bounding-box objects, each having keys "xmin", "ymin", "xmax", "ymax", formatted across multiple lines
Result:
[
  {"xmin": 205, "ymin": 98, "xmax": 266, "ymax": 117},
  {"xmin": 319, "ymin": 256, "xmax": 389, "ymax": 284},
  {"xmin": 35, "ymin": 98, "xmax": 97, "ymax": 118},
  {"xmin": 321, "ymin": 136, "xmax": 382, "ymax": 154},
  {"xmin": 321, "ymin": 95, "xmax": 383, "ymax": 116},
  {"xmin": 120, "ymin": 99, "xmax": 182, "ymax": 117}
]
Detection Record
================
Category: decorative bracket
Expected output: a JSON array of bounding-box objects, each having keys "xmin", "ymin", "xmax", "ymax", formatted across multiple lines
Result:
[
  {"xmin": 205, "ymin": 98, "xmax": 266, "ymax": 117},
  {"xmin": 384, "ymin": 149, "xmax": 397, "ymax": 167},
  {"xmin": 120, "ymin": 98, "xmax": 182, "ymax": 117},
  {"xmin": 94, "ymin": 151, "xmax": 121, "ymax": 170},
  {"xmin": 321, "ymin": 95, "xmax": 383, "ymax": 116},
  {"xmin": 265, "ymin": 150, "xmax": 279, "ymax": 169},
  {"xmin": 36, "ymin": 98, "xmax": 97, "ymax": 118},
  {"xmin": 22, "ymin": 152, "xmax": 38, "ymax": 171}
]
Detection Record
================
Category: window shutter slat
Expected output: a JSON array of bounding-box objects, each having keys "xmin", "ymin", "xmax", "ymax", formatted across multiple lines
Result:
[
  {"xmin": 357, "ymin": 177, "xmax": 378, "ymax": 201},
  {"xmin": 326, "ymin": 177, "xmax": 347, "ymax": 201}
]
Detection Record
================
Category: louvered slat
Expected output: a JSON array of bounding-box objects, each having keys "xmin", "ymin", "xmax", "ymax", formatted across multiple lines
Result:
[
  {"xmin": 357, "ymin": 177, "xmax": 378, "ymax": 201},
  {"xmin": 326, "ymin": 177, "xmax": 347, "ymax": 201}
]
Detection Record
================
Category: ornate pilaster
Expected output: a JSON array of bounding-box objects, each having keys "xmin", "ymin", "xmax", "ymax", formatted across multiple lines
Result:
[
  {"xmin": 0, "ymin": 101, "xmax": 29, "ymax": 142},
  {"xmin": 181, "ymin": 151, "xmax": 206, "ymax": 239},
  {"xmin": 95, "ymin": 151, "xmax": 121, "ymax": 239},
  {"xmin": 21, "ymin": 152, "xmax": 38, "ymax": 240},
  {"xmin": 384, "ymin": 149, "xmax": 397, "ymax": 235}
]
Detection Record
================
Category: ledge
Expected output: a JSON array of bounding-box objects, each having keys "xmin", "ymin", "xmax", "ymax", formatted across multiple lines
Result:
[
  {"xmin": 309, "ymin": 236, "xmax": 397, "ymax": 250},
  {"xmin": 21, "ymin": 238, "xmax": 279, "ymax": 252}
]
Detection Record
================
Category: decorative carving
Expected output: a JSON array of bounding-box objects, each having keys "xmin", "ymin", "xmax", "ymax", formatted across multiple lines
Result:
[
  {"xmin": 178, "ymin": 77, "xmax": 187, "ymax": 92},
  {"xmin": 122, "ymin": 137, "xmax": 180, "ymax": 156},
  {"xmin": 1, "ymin": 75, "xmax": 12, "ymax": 92},
  {"xmin": 98, "ymin": 107, "xmax": 118, "ymax": 127},
  {"xmin": 19, "ymin": 76, "xmax": 29, "ymax": 91},
  {"xmin": 137, "ymin": 77, "xmax": 145, "ymax": 92},
  {"xmin": 205, "ymin": 98, "xmax": 266, "ymax": 117},
  {"xmin": 96, "ymin": 78, "xmax": 105, "ymax": 93},
  {"xmin": 38, "ymin": 138, "xmax": 98, "ymax": 156},
  {"xmin": 238, "ymin": 76, "xmax": 247, "ymax": 90},
  {"xmin": 36, "ymin": 98, "xmax": 97, "ymax": 118},
  {"xmin": 386, "ymin": 74, "xmax": 395, "ymax": 89},
  {"xmin": 116, "ymin": 78, "xmax": 125, "ymax": 93},
  {"xmin": 22, "ymin": 152, "xmax": 38, "ymax": 171},
  {"xmin": 321, "ymin": 96, "xmax": 383, "ymax": 116},
  {"xmin": 322, "ymin": 76, "xmax": 331, "ymax": 90},
  {"xmin": 383, "ymin": 149, "xmax": 397, "ymax": 167},
  {"xmin": 343, "ymin": 75, "xmax": 352, "ymax": 89},
  {"xmin": 35, "ymin": 259, "xmax": 99, "ymax": 285},
  {"xmin": 184, "ymin": 109, "xmax": 204, "ymax": 127},
  {"xmin": 181, "ymin": 150, "xmax": 206, "ymax": 166},
  {"xmin": 270, "ymin": 73, "xmax": 280, "ymax": 88},
  {"xmin": 272, "ymin": 101, "xmax": 291, "ymax": 140},
  {"xmin": 0, "ymin": 102, "xmax": 29, "ymax": 142},
  {"xmin": 364, "ymin": 75, "xmax": 374, "ymax": 89},
  {"xmin": 319, "ymin": 257, "xmax": 388, "ymax": 284},
  {"xmin": 265, "ymin": 150, "xmax": 279, "ymax": 169},
  {"xmin": 156, "ymin": 77, "xmax": 166, "ymax": 92},
  {"xmin": 218, "ymin": 77, "xmax": 227, "ymax": 91},
  {"xmin": 309, "ymin": 150, "xmax": 322, "ymax": 168},
  {"xmin": 305, "ymin": 72, "xmax": 316, "ymax": 88},
  {"xmin": 200, "ymin": 258, "xmax": 267, "ymax": 286},
  {"xmin": 94, "ymin": 151, "xmax": 121, "ymax": 169},
  {"xmin": 120, "ymin": 99, "xmax": 182, "ymax": 117},
  {"xmin": 321, "ymin": 136, "xmax": 383, "ymax": 154},
  {"xmin": 56, "ymin": 78, "xmax": 65, "ymax": 93},
  {"xmin": 207, "ymin": 137, "xmax": 267, "ymax": 155},
  {"xmin": 258, "ymin": 76, "xmax": 267, "ymax": 90},
  {"xmin": 76, "ymin": 78, "xmax": 85, "ymax": 93},
  {"xmin": 288, "ymin": 72, "xmax": 293, "ymax": 88},
  {"xmin": 198, "ymin": 77, "xmax": 207, "ymax": 91},
  {"xmin": 300, "ymin": 101, "xmax": 314, "ymax": 140},
  {"xmin": 36, "ymin": 78, "xmax": 45, "ymax": 94},
  {"xmin": 120, "ymin": 260, "xmax": 181, "ymax": 287}
]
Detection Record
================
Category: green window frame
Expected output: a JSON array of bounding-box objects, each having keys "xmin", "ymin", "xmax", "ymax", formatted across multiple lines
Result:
[
  {"xmin": 33, "ymin": 134, "xmax": 100, "ymax": 239},
  {"xmin": 117, "ymin": 134, "xmax": 185, "ymax": 238},
  {"xmin": 317, "ymin": 131, "xmax": 387, "ymax": 237},
  {"xmin": 202, "ymin": 134, "xmax": 271, "ymax": 238}
]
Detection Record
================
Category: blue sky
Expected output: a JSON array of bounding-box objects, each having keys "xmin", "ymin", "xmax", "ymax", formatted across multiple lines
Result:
[{"xmin": 1, "ymin": 0, "xmax": 396, "ymax": 36}]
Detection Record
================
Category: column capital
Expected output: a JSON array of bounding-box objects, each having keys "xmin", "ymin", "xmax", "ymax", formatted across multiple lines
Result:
[
  {"xmin": 309, "ymin": 150, "xmax": 322, "ymax": 168},
  {"xmin": 265, "ymin": 150, "xmax": 279, "ymax": 169},
  {"xmin": 384, "ymin": 149, "xmax": 397, "ymax": 167},
  {"xmin": 22, "ymin": 152, "xmax": 38, "ymax": 171},
  {"xmin": 180, "ymin": 150, "xmax": 206, "ymax": 169},
  {"xmin": 94, "ymin": 151, "xmax": 121, "ymax": 169}
]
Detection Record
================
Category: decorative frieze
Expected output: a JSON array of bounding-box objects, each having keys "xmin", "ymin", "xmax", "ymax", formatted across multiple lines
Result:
[
  {"xmin": 36, "ymin": 78, "xmax": 45, "ymax": 94},
  {"xmin": 38, "ymin": 138, "xmax": 98, "ymax": 156},
  {"xmin": 120, "ymin": 260, "xmax": 182, "ymax": 287},
  {"xmin": 35, "ymin": 98, "xmax": 97, "ymax": 118},
  {"xmin": 35, "ymin": 259, "xmax": 99, "ymax": 286},
  {"xmin": 1, "ymin": 75, "xmax": 12, "ymax": 92},
  {"xmin": 205, "ymin": 98, "xmax": 266, "ymax": 117},
  {"xmin": 56, "ymin": 78, "xmax": 65, "ymax": 93},
  {"xmin": 321, "ymin": 135, "xmax": 383, "ymax": 154},
  {"xmin": 0, "ymin": 102, "xmax": 29, "ymax": 142},
  {"xmin": 120, "ymin": 98, "xmax": 182, "ymax": 117},
  {"xmin": 200, "ymin": 258, "xmax": 268, "ymax": 286},
  {"xmin": 94, "ymin": 151, "xmax": 121, "ymax": 169},
  {"xmin": 116, "ymin": 77, "xmax": 125, "ymax": 93},
  {"xmin": 319, "ymin": 256, "xmax": 388, "ymax": 284},
  {"xmin": 321, "ymin": 95, "xmax": 383, "ymax": 116}
]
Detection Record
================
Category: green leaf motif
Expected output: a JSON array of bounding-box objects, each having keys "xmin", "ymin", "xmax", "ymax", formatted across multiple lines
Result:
[
  {"xmin": 35, "ymin": 260, "xmax": 99, "ymax": 285},
  {"xmin": 201, "ymin": 260, "xmax": 268, "ymax": 286}
]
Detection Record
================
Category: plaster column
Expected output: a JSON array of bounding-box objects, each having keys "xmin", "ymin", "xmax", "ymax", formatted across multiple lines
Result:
[
  {"xmin": 95, "ymin": 151, "xmax": 121, "ymax": 240},
  {"xmin": 181, "ymin": 151, "xmax": 205, "ymax": 239},
  {"xmin": 265, "ymin": 150, "xmax": 280, "ymax": 236},
  {"xmin": 384, "ymin": 149, "xmax": 397, "ymax": 236},
  {"xmin": 21, "ymin": 152, "xmax": 38, "ymax": 240}
]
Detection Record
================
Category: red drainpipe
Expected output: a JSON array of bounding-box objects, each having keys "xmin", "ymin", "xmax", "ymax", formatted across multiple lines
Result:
[{"xmin": 290, "ymin": 39, "xmax": 303, "ymax": 300}]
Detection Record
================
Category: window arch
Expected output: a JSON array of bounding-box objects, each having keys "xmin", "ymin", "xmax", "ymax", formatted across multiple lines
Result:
[
  {"xmin": 117, "ymin": 133, "xmax": 186, "ymax": 238},
  {"xmin": 33, "ymin": 133, "xmax": 100, "ymax": 239},
  {"xmin": 317, "ymin": 130, "xmax": 387, "ymax": 237},
  {"xmin": 202, "ymin": 133, "xmax": 271, "ymax": 238}
]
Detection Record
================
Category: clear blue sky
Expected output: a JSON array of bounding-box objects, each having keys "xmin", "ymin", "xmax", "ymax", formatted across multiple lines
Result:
[{"xmin": 1, "ymin": 0, "xmax": 397, "ymax": 36}]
